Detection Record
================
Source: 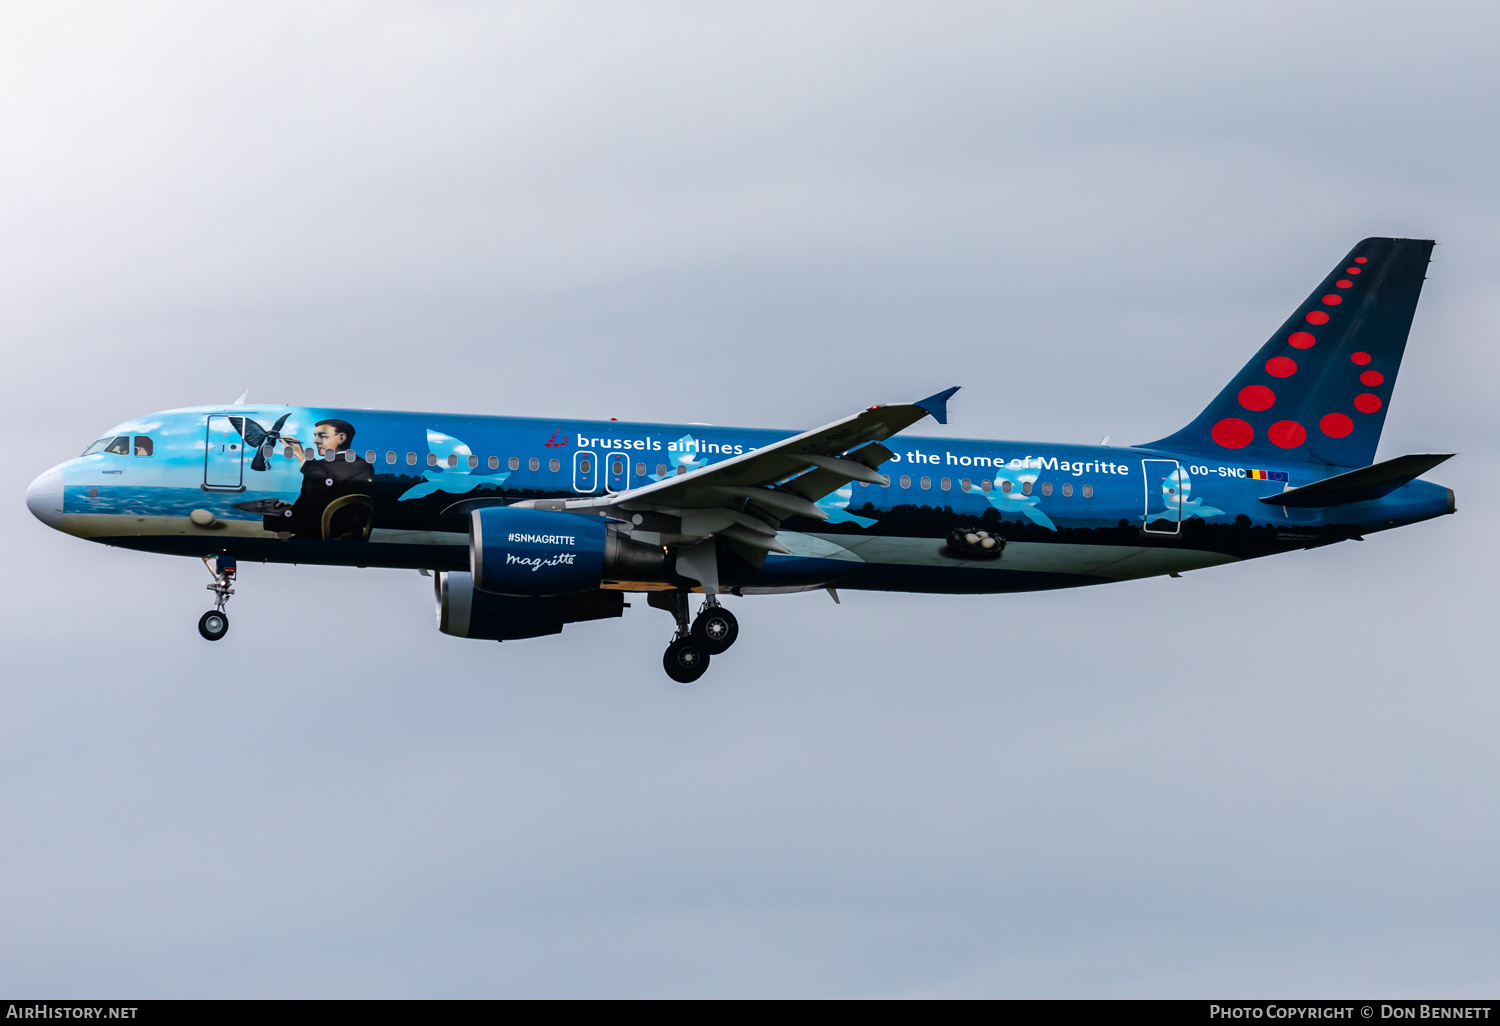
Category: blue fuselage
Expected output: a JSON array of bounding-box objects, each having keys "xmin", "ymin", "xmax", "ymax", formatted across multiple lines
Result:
[{"xmin": 30, "ymin": 404, "xmax": 1454, "ymax": 594}]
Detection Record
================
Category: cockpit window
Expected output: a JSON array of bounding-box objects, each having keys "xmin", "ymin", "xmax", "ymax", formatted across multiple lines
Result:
[
  {"xmin": 103, "ymin": 436, "xmax": 131, "ymax": 455},
  {"xmin": 134, "ymin": 436, "xmax": 154, "ymax": 456},
  {"xmin": 81, "ymin": 438, "xmax": 112, "ymax": 456}
]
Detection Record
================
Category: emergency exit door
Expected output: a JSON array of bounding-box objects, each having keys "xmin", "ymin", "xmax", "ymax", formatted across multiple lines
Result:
[{"xmin": 605, "ymin": 452, "xmax": 631, "ymax": 492}]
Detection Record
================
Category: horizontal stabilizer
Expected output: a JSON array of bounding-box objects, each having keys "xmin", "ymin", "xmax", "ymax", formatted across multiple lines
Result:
[{"xmin": 1260, "ymin": 453, "xmax": 1454, "ymax": 508}]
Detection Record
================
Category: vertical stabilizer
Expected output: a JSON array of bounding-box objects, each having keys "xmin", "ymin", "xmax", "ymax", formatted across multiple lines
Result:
[{"xmin": 1143, "ymin": 237, "xmax": 1433, "ymax": 468}]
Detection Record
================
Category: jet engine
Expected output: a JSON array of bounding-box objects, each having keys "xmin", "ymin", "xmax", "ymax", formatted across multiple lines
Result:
[
  {"xmin": 435, "ymin": 570, "xmax": 625, "ymax": 641},
  {"xmin": 469, "ymin": 505, "xmax": 666, "ymax": 596},
  {"xmin": 435, "ymin": 505, "xmax": 670, "ymax": 641}
]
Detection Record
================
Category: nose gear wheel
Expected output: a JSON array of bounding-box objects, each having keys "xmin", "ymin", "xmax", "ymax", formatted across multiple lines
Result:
[{"xmin": 198, "ymin": 610, "xmax": 229, "ymax": 641}]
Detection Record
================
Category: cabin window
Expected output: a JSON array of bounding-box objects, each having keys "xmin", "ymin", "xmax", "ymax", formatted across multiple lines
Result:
[
  {"xmin": 549, "ymin": 458, "xmax": 561, "ymax": 473},
  {"xmin": 980, "ymin": 479, "xmax": 993, "ymax": 492},
  {"xmin": 635, "ymin": 462, "xmax": 646, "ymax": 476},
  {"xmin": 508, "ymin": 457, "xmax": 519, "ymax": 470},
  {"xmin": 363, "ymin": 449, "xmax": 375, "ymax": 463},
  {"xmin": 940, "ymin": 477, "xmax": 951, "ymax": 491},
  {"xmin": 613, "ymin": 460, "xmax": 625, "ymax": 475},
  {"xmin": 920, "ymin": 476, "xmax": 931, "ymax": 490},
  {"xmin": 427, "ymin": 453, "xmax": 437, "ymax": 466},
  {"xmin": 1021, "ymin": 481, "xmax": 1033, "ymax": 496},
  {"xmin": 880, "ymin": 475, "xmax": 890, "ymax": 487},
  {"xmin": 1000, "ymin": 480, "xmax": 1013, "ymax": 494},
  {"xmin": 104, "ymin": 436, "xmax": 131, "ymax": 455},
  {"xmin": 657, "ymin": 464, "xmax": 667, "ymax": 477},
  {"xmin": 441, "ymin": 454, "xmax": 453, "ymax": 467},
  {"xmin": 899, "ymin": 475, "xmax": 911, "ymax": 489},
  {"xmin": 1082, "ymin": 484, "xmax": 1094, "ymax": 498},
  {"xmin": 81, "ymin": 438, "xmax": 112, "ymax": 456},
  {"xmin": 133, "ymin": 436, "xmax": 154, "ymax": 456},
  {"xmin": 385, "ymin": 451, "xmax": 396, "ymax": 464},
  {"xmin": 675, "ymin": 465, "xmax": 686, "ymax": 476},
  {"xmin": 468, "ymin": 455, "xmax": 478, "ymax": 468},
  {"xmin": 1062, "ymin": 482, "xmax": 1073, "ymax": 497},
  {"xmin": 529, "ymin": 458, "xmax": 540, "ymax": 471},
  {"xmin": 959, "ymin": 478, "xmax": 971, "ymax": 491},
  {"xmin": 580, "ymin": 459, "xmax": 592, "ymax": 474},
  {"xmin": 489, "ymin": 456, "xmax": 499, "ymax": 470},
  {"xmin": 1041, "ymin": 481, "xmax": 1052, "ymax": 496},
  {"xmin": 406, "ymin": 452, "xmax": 417, "ymax": 465}
]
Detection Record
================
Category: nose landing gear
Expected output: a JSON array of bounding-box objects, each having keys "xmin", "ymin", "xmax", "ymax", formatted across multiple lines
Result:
[{"xmin": 198, "ymin": 554, "xmax": 236, "ymax": 641}]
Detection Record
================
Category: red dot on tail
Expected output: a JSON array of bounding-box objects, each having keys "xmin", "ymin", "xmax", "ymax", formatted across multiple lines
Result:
[
  {"xmin": 1320, "ymin": 412, "xmax": 1354, "ymax": 438},
  {"xmin": 1238, "ymin": 384, "xmax": 1276, "ymax": 411},
  {"xmin": 1353, "ymin": 393, "xmax": 1383, "ymax": 414},
  {"xmin": 1351, "ymin": 351, "xmax": 1372, "ymax": 365},
  {"xmin": 1354, "ymin": 257, "xmax": 1368, "ymax": 264},
  {"xmin": 1346, "ymin": 267, "xmax": 1361, "ymax": 274},
  {"xmin": 1360, "ymin": 370, "xmax": 1384, "ymax": 386},
  {"xmin": 1306, "ymin": 311, "xmax": 1330, "ymax": 325},
  {"xmin": 1336, "ymin": 280, "xmax": 1353, "ymax": 288},
  {"xmin": 1288, "ymin": 331, "xmax": 1316, "ymax": 349},
  {"xmin": 1265, "ymin": 356, "xmax": 1298, "ymax": 377},
  {"xmin": 1211, "ymin": 418, "xmax": 1254, "ymax": 448},
  {"xmin": 1322, "ymin": 294, "xmax": 1343, "ymax": 305},
  {"xmin": 1268, "ymin": 420, "xmax": 1307, "ymax": 448}
]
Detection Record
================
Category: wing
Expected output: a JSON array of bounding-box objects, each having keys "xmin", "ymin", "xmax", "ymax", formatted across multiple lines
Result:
[{"xmin": 517, "ymin": 387, "xmax": 958, "ymax": 567}]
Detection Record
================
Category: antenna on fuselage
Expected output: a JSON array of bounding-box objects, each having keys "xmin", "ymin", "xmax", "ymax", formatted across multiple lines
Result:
[{"xmin": 232, "ymin": 389, "xmax": 249, "ymax": 405}]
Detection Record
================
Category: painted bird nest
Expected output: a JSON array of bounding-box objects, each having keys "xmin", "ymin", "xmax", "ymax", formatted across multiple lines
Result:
[{"xmin": 945, "ymin": 526, "xmax": 1005, "ymax": 560}]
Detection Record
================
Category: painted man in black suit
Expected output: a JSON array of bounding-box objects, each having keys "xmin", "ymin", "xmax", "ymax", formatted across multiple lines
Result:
[{"xmin": 278, "ymin": 419, "xmax": 375, "ymax": 541}]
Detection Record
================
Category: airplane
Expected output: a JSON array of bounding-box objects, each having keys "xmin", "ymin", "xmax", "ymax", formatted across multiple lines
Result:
[{"xmin": 24, "ymin": 237, "xmax": 1455, "ymax": 683}]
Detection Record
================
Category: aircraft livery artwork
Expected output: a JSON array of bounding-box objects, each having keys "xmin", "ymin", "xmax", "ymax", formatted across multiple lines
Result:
[{"xmin": 26, "ymin": 238, "xmax": 1456, "ymax": 682}]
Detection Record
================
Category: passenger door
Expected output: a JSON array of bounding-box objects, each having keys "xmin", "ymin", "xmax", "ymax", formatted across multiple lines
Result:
[{"xmin": 204, "ymin": 415, "xmax": 246, "ymax": 492}]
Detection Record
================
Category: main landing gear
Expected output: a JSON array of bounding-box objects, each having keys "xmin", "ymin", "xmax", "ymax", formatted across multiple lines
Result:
[
  {"xmin": 198, "ymin": 554, "xmax": 236, "ymax": 641},
  {"xmin": 650, "ymin": 592, "xmax": 740, "ymax": 684}
]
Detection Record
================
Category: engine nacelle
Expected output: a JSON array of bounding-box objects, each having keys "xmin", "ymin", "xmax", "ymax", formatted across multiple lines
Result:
[
  {"xmin": 471, "ymin": 506, "xmax": 607, "ymax": 596},
  {"xmin": 436, "ymin": 570, "xmax": 624, "ymax": 641},
  {"xmin": 469, "ymin": 505, "xmax": 668, "ymax": 596}
]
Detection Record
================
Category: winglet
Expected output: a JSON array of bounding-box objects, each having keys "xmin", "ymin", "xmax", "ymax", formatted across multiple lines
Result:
[{"xmin": 914, "ymin": 386, "xmax": 960, "ymax": 425}]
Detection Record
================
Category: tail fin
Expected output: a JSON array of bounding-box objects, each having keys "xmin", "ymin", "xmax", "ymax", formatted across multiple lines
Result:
[{"xmin": 1143, "ymin": 237, "xmax": 1434, "ymax": 468}]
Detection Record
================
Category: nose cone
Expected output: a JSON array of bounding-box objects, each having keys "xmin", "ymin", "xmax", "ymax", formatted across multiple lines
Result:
[{"xmin": 26, "ymin": 466, "xmax": 65, "ymax": 529}]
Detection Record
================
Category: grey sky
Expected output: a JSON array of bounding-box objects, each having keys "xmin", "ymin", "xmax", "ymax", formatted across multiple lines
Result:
[{"xmin": 2, "ymin": 2, "xmax": 1497, "ymax": 996}]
